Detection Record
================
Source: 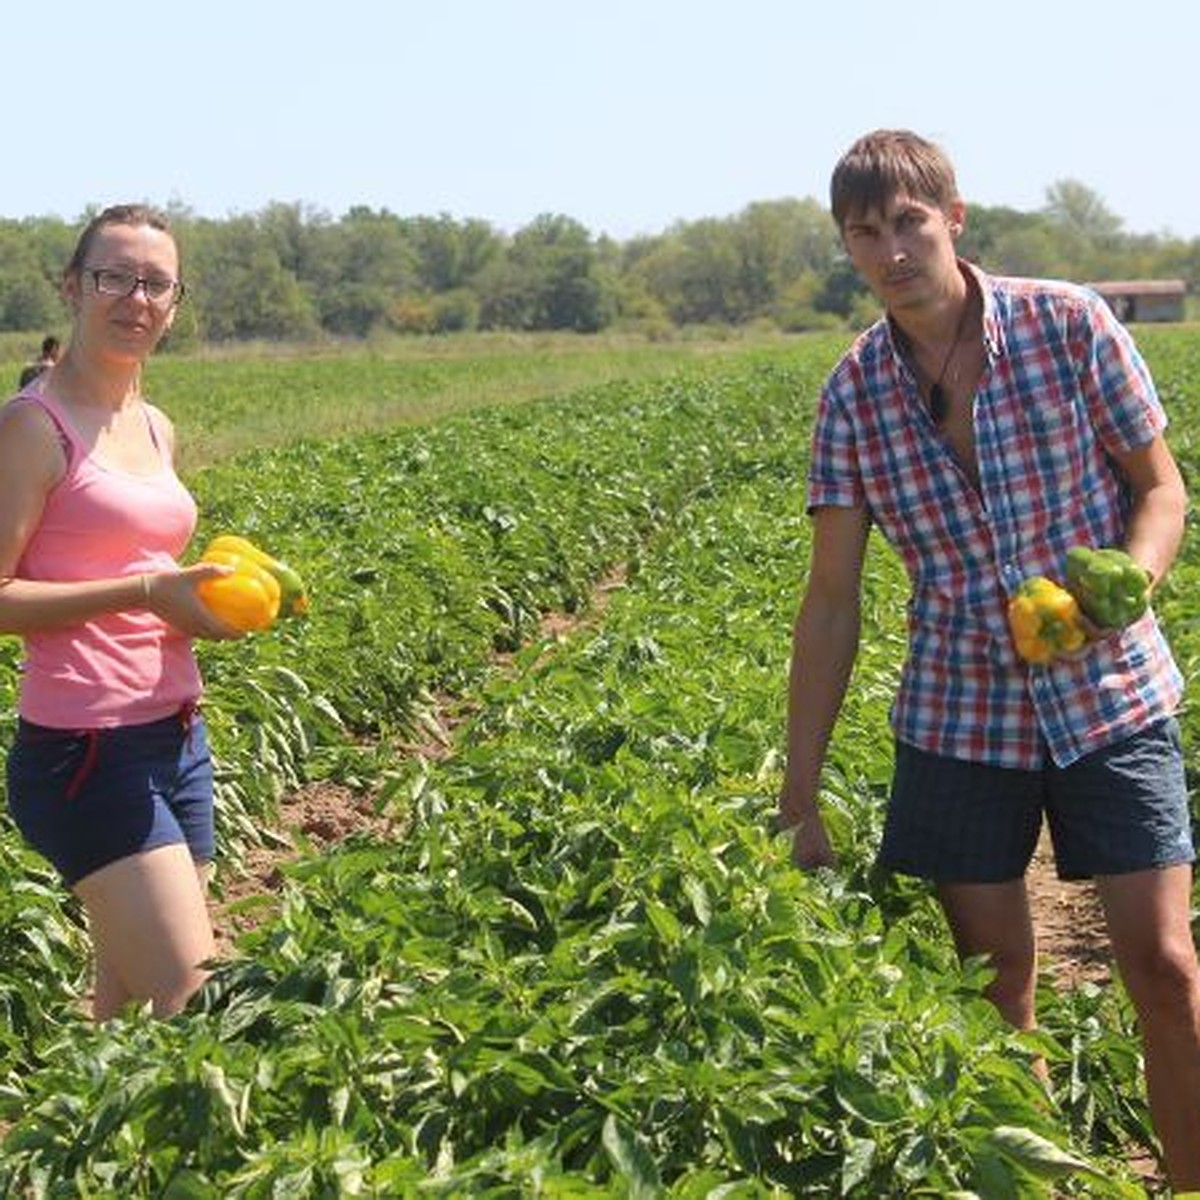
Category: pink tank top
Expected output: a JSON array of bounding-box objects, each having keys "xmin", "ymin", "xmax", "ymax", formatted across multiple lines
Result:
[{"xmin": 13, "ymin": 391, "xmax": 203, "ymax": 728}]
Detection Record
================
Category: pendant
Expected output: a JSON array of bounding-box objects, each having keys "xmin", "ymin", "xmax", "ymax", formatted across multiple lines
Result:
[{"xmin": 928, "ymin": 382, "xmax": 948, "ymax": 425}]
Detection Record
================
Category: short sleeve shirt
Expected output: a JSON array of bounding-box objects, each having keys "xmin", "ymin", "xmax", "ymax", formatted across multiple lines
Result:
[{"xmin": 806, "ymin": 263, "xmax": 1182, "ymax": 768}]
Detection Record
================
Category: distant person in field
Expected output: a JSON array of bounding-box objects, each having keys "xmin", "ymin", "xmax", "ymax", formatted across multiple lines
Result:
[
  {"xmin": 779, "ymin": 129, "xmax": 1200, "ymax": 1190},
  {"xmin": 17, "ymin": 334, "xmax": 61, "ymax": 389},
  {"xmin": 0, "ymin": 204, "xmax": 241, "ymax": 1021}
]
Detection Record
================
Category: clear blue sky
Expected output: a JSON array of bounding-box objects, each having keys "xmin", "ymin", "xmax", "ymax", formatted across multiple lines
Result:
[{"xmin": 10, "ymin": 0, "xmax": 1198, "ymax": 240}]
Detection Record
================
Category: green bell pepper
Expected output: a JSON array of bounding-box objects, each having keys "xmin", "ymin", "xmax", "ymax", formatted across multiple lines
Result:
[{"xmin": 1064, "ymin": 545, "xmax": 1151, "ymax": 629}]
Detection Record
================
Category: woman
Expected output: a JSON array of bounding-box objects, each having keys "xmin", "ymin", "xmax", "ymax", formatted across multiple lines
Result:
[{"xmin": 0, "ymin": 204, "xmax": 236, "ymax": 1020}]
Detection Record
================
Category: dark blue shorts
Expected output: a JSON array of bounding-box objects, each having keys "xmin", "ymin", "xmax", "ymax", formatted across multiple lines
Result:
[
  {"xmin": 5, "ymin": 710, "xmax": 215, "ymax": 888},
  {"xmin": 881, "ymin": 718, "xmax": 1195, "ymax": 883}
]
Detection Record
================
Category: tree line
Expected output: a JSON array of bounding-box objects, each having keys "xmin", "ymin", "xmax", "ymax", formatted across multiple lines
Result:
[{"xmin": 1, "ymin": 180, "xmax": 1196, "ymax": 346}]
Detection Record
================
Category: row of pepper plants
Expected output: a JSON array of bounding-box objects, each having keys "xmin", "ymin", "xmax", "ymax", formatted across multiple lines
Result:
[{"xmin": 2, "ymin": 330, "xmax": 1200, "ymax": 1194}]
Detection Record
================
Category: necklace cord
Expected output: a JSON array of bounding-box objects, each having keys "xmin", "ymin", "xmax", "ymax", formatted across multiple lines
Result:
[{"xmin": 926, "ymin": 298, "xmax": 973, "ymax": 424}]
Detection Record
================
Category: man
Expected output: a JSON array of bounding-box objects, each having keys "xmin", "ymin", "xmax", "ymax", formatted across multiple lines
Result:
[
  {"xmin": 778, "ymin": 128, "xmax": 1200, "ymax": 1189},
  {"xmin": 18, "ymin": 335, "xmax": 60, "ymax": 389}
]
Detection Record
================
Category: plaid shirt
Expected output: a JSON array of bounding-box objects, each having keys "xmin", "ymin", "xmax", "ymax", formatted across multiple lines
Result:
[{"xmin": 807, "ymin": 263, "xmax": 1183, "ymax": 768}]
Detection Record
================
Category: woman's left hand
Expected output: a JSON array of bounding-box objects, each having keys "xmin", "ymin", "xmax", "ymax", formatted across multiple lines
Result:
[{"xmin": 145, "ymin": 563, "xmax": 243, "ymax": 639}]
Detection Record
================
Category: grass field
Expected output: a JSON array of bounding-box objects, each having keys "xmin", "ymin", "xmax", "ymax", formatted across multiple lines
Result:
[{"xmin": 4, "ymin": 328, "xmax": 849, "ymax": 473}]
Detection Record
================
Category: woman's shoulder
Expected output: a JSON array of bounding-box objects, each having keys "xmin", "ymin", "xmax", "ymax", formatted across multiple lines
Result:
[
  {"xmin": 1, "ymin": 393, "xmax": 61, "ymax": 442},
  {"xmin": 0, "ymin": 396, "xmax": 70, "ymax": 486}
]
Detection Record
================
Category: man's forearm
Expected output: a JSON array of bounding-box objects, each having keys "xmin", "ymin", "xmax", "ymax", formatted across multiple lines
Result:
[
  {"xmin": 1124, "ymin": 481, "xmax": 1186, "ymax": 588},
  {"xmin": 779, "ymin": 596, "xmax": 860, "ymax": 823}
]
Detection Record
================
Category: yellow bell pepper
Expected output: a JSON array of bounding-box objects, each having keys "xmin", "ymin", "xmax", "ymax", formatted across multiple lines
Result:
[
  {"xmin": 1007, "ymin": 576, "xmax": 1086, "ymax": 665},
  {"xmin": 196, "ymin": 547, "xmax": 281, "ymax": 632},
  {"xmin": 203, "ymin": 534, "xmax": 308, "ymax": 618}
]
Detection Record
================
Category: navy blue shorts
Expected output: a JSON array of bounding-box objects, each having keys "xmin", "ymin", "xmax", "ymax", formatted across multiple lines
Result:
[
  {"xmin": 880, "ymin": 718, "xmax": 1195, "ymax": 883},
  {"xmin": 5, "ymin": 710, "xmax": 215, "ymax": 888}
]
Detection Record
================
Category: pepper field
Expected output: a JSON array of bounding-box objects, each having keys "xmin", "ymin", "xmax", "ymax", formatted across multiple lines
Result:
[{"xmin": 1, "ymin": 328, "xmax": 1199, "ymax": 1196}]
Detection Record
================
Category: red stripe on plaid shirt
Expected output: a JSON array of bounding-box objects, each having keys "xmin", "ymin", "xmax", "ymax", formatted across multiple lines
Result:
[{"xmin": 807, "ymin": 264, "xmax": 1182, "ymax": 768}]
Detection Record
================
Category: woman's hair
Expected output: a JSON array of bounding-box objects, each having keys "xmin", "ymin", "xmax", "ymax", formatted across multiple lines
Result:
[
  {"xmin": 64, "ymin": 203, "xmax": 176, "ymax": 278},
  {"xmin": 830, "ymin": 130, "xmax": 959, "ymax": 230}
]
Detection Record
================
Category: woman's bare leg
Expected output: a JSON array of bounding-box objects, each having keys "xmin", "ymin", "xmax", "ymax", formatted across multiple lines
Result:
[{"xmin": 75, "ymin": 843, "xmax": 213, "ymax": 1021}]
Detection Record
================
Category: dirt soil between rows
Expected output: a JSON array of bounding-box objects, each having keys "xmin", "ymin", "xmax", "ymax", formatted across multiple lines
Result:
[{"xmin": 1026, "ymin": 829, "xmax": 1113, "ymax": 989}]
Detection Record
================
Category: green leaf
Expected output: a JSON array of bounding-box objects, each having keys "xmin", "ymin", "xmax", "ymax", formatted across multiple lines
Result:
[
  {"xmin": 201, "ymin": 1061, "xmax": 246, "ymax": 1138},
  {"xmin": 833, "ymin": 1071, "xmax": 906, "ymax": 1125},
  {"xmin": 601, "ymin": 1114, "xmax": 663, "ymax": 1199},
  {"xmin": 989, "ymin": 1125, "xmax": 1099, "ymax": 1178},
  {"xmin": 841, "ymin": 1134, "xmax": 876, "ymax": 1192},
  {"xmin": 161, "ymin": 1169, "xmax": 216, "ymax": 1199},
  {"xmin": 682, "ymin": 874, "xmax": 712, "ymax": 927},
  {"xmin": 644, "ymin": 898, "xmax": 682, "ymax": 946}
]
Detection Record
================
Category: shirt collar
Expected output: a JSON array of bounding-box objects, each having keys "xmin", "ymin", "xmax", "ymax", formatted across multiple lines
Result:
[
  {"xmin": 961, "ymin": 259, "xmax": 1004, "ymax": 361},
  {"xmin": 882, "ymin": 258, "xmax": 1002, "ymax": 376}
]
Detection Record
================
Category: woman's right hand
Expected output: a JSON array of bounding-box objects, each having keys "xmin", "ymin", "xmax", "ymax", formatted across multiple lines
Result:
[{"xmin": 145, "ymin": 562, "xmax": 243, "ymax": 639}]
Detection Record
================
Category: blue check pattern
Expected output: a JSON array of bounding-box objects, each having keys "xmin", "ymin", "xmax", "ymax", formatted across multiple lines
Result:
[{"xmin": 807, "ymin": 263, "xmax": 1183, "ymax": 768}]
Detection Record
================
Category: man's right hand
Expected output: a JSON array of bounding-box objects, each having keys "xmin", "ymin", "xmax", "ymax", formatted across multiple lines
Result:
[
  {"xmin": 790, "ymin": 818, "xmax": 837, "ymax": 871},
  {"xmin": 776, "ymin": 803, "xmax": 837, "ymax": 871}
]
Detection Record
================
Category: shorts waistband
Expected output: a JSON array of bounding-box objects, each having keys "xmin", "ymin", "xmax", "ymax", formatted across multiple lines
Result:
[
  {"xmin": 16, "ymin": 704, "xmax": 202, "ymax": 803},
  {"xmin": 17, "ymin": 702, "xmax": 201, "ymax": 739}
]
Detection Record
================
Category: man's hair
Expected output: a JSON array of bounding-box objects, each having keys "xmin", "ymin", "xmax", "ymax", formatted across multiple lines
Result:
[
  {"xmin": 830, "ymin": 130, "xmax": 959, "ymax": 230},
  {"xmin": 64, "ymin": 203, "xmax": 176, "ymax": 278}
]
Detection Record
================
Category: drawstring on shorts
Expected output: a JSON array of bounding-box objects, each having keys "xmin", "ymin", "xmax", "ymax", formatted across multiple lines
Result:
[
  {"xmin": 178, "ymin": 700, "xmax": 198, "ymax": 752},
  {"xmin": 61, "ymin": 704, "xmax": 200, "ymax": 802},
  {"xmin": 64, "ymin": 732, "xmax": 99, "ymax": 802}
]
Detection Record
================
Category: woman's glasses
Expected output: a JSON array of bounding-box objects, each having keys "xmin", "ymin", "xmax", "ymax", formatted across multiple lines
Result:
[{"xmin": 89, "ymin": 267, "xmax": 185, "ymax": 305}]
